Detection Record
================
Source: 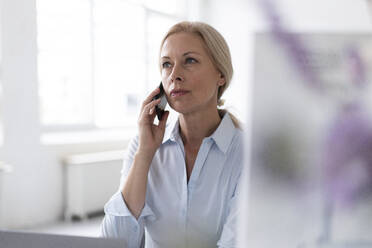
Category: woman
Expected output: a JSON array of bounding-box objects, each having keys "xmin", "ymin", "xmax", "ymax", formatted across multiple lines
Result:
[{"xmin": 101, "ymin": 21, "xmax": 244, "ymax": 248}]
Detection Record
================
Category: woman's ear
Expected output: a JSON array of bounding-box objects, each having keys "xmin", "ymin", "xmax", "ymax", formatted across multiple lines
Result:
[{"xmin": 218, "ymin": 73, "xmax": 226, "ymax": 86}]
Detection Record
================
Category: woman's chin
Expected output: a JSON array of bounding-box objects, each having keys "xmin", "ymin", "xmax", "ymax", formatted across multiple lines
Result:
[{"xmin": 169, "ymin": 102, "xmax": 195, "ymax": 115}]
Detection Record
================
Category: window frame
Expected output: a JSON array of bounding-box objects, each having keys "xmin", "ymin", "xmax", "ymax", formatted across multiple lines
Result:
[{"xmin": 38, "ymin": 0, "xmax": 188, "ymax": 134}]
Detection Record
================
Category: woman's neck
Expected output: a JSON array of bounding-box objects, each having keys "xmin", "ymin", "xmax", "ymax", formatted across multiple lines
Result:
[{"xmin": 178, "ymin": 108, "xmax": 222, "ymax": 148}]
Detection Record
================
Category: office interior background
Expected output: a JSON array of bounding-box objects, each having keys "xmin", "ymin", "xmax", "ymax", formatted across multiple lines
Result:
[{"xmin": 0, "ymin": 0, "xmax": 372, "ymax": 247}]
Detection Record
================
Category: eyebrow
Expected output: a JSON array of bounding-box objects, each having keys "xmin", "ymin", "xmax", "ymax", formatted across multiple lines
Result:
[{"xmin": 161, "ymin": 51, "xmax": 201, "ymax": 59}]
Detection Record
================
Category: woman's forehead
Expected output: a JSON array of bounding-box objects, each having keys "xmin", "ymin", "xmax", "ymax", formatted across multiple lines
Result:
[{"xmin": 161, "ymin": 32, "xmax": 207, "ymax": 57}]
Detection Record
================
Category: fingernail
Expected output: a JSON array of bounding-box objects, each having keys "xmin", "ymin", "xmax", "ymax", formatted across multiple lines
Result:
[{"xmin": 149, "ymin": 108, "xmax": 153, "ymax": 115}]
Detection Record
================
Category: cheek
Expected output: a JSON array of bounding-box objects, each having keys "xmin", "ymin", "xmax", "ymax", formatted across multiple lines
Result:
[
  {"xmin": 193, "ymin": 66, "xmax": 219, "ymax": 84},
  {"xmin": 162, "ymin": 82, "xmax": 171, "ymax": 96},
  {"xmin": 161, "ymin": 70, "xmax": 168, "ymax": 78},
  {"xmin": 192, "ymin": 72, "xmax": 218, "ymax": 91},
  {"xmin": 191, "ymin": 81, "xmax": 218, "ymax": 102}
]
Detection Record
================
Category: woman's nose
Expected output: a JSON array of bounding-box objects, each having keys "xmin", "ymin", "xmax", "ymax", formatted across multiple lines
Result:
[{"xmin": 170, "ymin": 64, "xmax": 184, "ymax": 83}]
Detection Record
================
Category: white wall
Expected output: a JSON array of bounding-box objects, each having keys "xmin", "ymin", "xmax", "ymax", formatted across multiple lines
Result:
[
  {"xmin": 192, "ymin": 0, "xmax": 254, "ymax": 124},
  {"xmin": 0, "ymin": 0, "xmax": 128, "ymax": 228},
  {"xmin": 0, "ymin": 0, "xmax": 45, "ymax": 228}
]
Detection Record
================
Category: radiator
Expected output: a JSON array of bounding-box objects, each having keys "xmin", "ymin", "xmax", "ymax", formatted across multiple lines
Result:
[{"xmin": 63, "ymin": 150, "xmax": 124, "ymax": 220}]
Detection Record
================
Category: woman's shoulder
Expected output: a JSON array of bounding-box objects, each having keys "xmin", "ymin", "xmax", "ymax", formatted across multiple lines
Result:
[
  {"xmin": 225, "ymin": 126, "xmax": 246, "ymax": 173},
  {"xmin": 229, "ymin": 130, "xmax": 244, "ymax": 157}
]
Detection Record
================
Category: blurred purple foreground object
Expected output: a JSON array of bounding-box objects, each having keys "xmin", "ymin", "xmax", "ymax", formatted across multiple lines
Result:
[
  {"xmin": 256, "ymin": 0, "xmax": 372, "ymax": 244},
  {"xmin": 346, "ymin": 45, "xmax": 367, "ymax": 88},
  {"xmin": 323, "ymin": 103, "xmax": 372, "ymax": 206},
  {"xmin": 257, "ymin": 0, "xmax": 372, "ymax": 205},
  {"xmin": 257, "ymin": 0, "xmax": 322, "ymax": 91},
  {"xmin": 324, "ymin": 44, "xmax": 371, "ymax": 206}
]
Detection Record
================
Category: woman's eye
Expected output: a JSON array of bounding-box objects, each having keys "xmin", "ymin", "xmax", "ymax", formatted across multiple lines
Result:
[
  {"xmin": 162, "ymin": 62, "xmax": 171, "ymax": 68},
  {"xmin": 185, "ymin": 57, "xmax": 197, "ymax": 64}
]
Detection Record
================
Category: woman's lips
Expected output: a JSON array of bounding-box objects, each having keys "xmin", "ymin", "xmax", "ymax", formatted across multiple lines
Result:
[{"xmin": 170, "ymin": 90, "xmax": 189, "ymax": 97}]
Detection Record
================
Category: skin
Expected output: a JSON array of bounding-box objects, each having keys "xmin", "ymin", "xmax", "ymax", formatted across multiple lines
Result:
[{"xmin": 121, "ymin": 31, "xmax": 225, "ymax": 219}]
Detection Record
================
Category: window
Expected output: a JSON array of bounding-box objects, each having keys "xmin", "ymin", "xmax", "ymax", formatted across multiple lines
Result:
[{"xmin": 36, "ymin": 0, "xmax": 186, "ymax": 130}]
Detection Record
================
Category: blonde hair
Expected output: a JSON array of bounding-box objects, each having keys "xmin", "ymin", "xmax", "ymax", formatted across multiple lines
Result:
[{"xmin": 159, "ymin": 21, "xmax": 241, "ymax": 128}]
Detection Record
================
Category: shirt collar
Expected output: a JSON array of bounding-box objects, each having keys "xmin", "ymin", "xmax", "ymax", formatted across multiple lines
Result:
[
  {"xmin": 208, "ymin": 112, "xmax": 237, "ymax": 154},
  {"xmin": 162, "ymin": 112, "xmax": 237, "ymax": 154},
  {"xmin": 162, "ymin": 117, "xmax": 180, "ymax": 144}
]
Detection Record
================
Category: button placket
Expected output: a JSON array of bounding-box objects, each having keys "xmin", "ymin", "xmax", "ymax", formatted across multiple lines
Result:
[{"xmin": 175, "ymin": 138, "xmax": 188, "ymax": 238}]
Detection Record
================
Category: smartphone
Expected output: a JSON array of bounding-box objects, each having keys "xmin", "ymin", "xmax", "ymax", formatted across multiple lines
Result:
[{"xmin": 152, "ymin": 82, "xmax": 168, "ymax": 120}]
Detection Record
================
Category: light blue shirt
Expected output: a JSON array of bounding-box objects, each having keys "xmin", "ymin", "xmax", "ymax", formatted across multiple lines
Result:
[{"xmin": 101, "ymin": 113, "xmax": 244, "ymax": 248}]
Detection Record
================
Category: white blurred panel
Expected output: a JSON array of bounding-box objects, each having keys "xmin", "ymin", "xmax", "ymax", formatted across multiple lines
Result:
[{"xmin": 247, "ymin": 32, "xmax": 372, "ymax": 247}]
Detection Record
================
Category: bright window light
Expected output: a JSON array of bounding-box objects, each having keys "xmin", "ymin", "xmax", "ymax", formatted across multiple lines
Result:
[
  {"xmin": 37, "ymin": 0, "xmax": 93, "ymax": 126},
  {"xmin": 36, "ymin": 0, "xmax": 185, "ymax": 130}
]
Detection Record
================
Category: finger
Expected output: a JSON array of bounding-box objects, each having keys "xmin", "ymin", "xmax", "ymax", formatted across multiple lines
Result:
[
  {"xmin": 149, "ymin": 106, "xmax": 157, "ymax": 115},
  {"xmin": 147, "ymin": 107, "xmax": 157, "ymax": 124},
  {"xmin": 143, "ymin": 98, "xmax": 161, "ymax": 115},
  {"xmin": 138, "ymin": 106, "xmax": 156, "ymax": 126},
  {"xmin": 141, "ymin": 87, "xmax": 161, "ymax": 109},
  {"xmin": 139, "ymin": 99, "xmax": 161, "ymax": 124}
]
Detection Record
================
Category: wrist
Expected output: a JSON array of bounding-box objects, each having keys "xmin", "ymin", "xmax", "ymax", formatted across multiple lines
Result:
[{"xmin": 135, "ymin": 148, "xmax": 156, "ymax": 164}]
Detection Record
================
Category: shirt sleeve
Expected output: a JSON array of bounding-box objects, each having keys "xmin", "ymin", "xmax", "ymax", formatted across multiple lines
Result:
[
  {"xmin": 100, "ymin": 136, "xmax": 156, "ymax": 248},
  {"xmin": 216, "ymin": 173, "xmax": 241, "ymax": 248}
]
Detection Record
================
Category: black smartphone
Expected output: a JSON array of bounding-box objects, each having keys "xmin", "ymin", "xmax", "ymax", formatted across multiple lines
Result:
[{"xmin": 152, "ymin": 82, "xmax": 168, "ymax": 120}]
